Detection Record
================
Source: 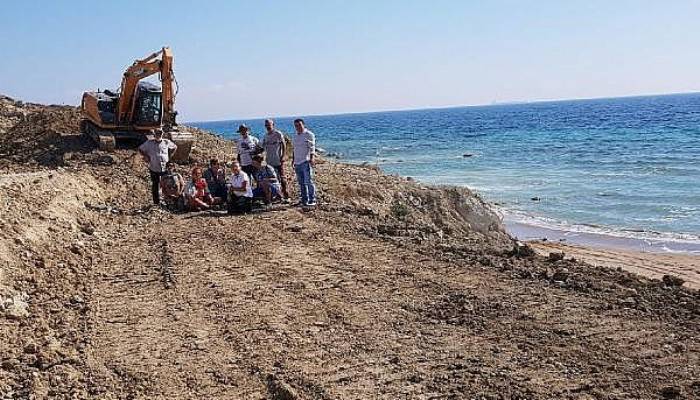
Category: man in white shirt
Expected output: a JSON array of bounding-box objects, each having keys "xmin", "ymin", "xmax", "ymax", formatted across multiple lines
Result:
[
  {"xmin": 235, "ymin": 124, "xmax": 260, "ymax": 179},
  {"xmin": 227, "ymin": 161, "xmax": 253, "ymax": 214},
  {"xmin": 292, "ymin": 118, "xmax": 317, "ymax": 207},
  {"xmin": 138, "ymin": 129, "xmax": 177, "ymax": 205}
]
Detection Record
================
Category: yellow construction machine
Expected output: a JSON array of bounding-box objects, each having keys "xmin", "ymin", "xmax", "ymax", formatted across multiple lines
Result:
[{"xmin": 80, "ymin": 47, "xmax": 194, "ymax": 161}]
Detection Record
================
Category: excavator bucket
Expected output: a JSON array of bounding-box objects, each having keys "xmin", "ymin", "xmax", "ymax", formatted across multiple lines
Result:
[{"xmin": 168, "ymin": 129, "xmax": 195, "ymax": 162}]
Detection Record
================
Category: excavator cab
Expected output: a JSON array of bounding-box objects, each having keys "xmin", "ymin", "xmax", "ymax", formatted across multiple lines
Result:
[{"xmin": 133, "ymin": 82, "xmax": 162, "ymax": 126}]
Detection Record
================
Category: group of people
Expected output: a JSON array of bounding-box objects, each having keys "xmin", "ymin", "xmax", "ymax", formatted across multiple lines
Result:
[{"xmin": 138, "ymin": 118, "xmax": 318, "ymax": 213}]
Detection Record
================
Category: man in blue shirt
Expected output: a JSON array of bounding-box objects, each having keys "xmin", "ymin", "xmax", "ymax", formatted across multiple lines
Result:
[{"xmin": 251, "ymin": 154, "xmax": 281, "ymax": 205}]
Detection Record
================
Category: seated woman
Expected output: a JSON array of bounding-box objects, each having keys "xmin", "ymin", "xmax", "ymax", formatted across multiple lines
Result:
[
  {"xmin": 227, "ymin": 161, "xmax": 253, "ymax": 214},
  {"xmin": 160, "ymin": 162, "xmax": 185, "ymax": 210},
  {"xmin": 185, "ymin": 166, "xmax": 219, "ymax": 211}
]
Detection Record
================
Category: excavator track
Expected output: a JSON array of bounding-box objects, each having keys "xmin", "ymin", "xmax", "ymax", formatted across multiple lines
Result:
[{"xmin": 81, "ymin": 120, "xmax": 116, "ymax": 151}]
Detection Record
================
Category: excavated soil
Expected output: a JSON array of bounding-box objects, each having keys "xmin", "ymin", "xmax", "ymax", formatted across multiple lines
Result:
[{"xmin": 0, "ymin": 95, "xmax": 698, "ymax": 399}]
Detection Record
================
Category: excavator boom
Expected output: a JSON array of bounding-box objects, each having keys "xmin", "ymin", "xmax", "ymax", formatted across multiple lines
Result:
[{"xmin": 118, "ymin": 47, "xmax": 176, "ymax": 126}]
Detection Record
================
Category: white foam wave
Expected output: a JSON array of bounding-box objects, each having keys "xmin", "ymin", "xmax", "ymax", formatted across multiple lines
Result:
[{"xmin": 498, "ymin": 207, "xmax": 700, "ymax": 252}]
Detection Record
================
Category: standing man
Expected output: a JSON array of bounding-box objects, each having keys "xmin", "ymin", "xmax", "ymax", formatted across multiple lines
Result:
[
  {"xmin": 235, "ymin": 124, "xmax": 260, "ymax": 178},
  {"xmin": 261, "ymin": 119, "xmax": 289, "ymax": 200},
  {"xmin": 292, "ymin": 118, "xmax": 317, "ymax": 207},
  {"xmin": 138, "ymin": 129, "xmax": 177, "ymax": 205}
]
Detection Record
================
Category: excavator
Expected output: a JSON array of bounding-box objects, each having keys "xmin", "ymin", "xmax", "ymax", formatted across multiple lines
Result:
[{"xmin": 80, "ymin": 47, "xmax": 194, "ymax": 161}]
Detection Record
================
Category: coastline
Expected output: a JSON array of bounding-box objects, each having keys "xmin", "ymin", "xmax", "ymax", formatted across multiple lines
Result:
[
  {"xmin": 505, "ymin": 219, "xmax": 700, "ymax": 254},
  {"xmin": 528, "ymin": 241, "xmax": 700, "ymax": 290},
  {"xmin": 191, "ymin": 125, "xmax": 700, "ymax": 290},
  {"xmin": 507, "ymin": 220, "xmax": 700, "ymax": 289},
  {"xmin": 2, "ymin": 95, "xmax": 700, "ymax": 397},
  {"xmin": 362, "ymin": 159, "xmax": 700, "ymax": 287}
]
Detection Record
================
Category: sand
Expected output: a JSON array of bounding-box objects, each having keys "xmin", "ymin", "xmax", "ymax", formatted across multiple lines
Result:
[{"xmin": 530, "ymin": 241, "xmax": 700, "ymax": 289}]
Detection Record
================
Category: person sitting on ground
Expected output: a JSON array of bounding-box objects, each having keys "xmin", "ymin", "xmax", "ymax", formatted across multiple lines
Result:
[
  {"xmin": 227, "ymin": 161, "xmax": 253, "ymax": 214},
  {"xmin": 185, "ymin": 166, "xmax": 218, "ymax": 211},
  {"xmin": 251, "ymin": 154, "xmax": 282, "ymax": 205},
  {"xmin": 159, "ymin": 162, "xmax": 185, "ymax": 209},
  {"xmin": 203, "ymin": 158, "xmax": 227, "ymax": 198}
]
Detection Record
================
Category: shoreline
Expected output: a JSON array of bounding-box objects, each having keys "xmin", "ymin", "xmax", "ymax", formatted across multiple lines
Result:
[
  {"xmin": 505, "ymin": 219, "xmax": 700, "ymax": 254},
  {"xmin": 528, "ymin": 241, "xmax": 700, "ymax": 289},
  {"xmin": 340, "ymin": 160, "xmax": 700, "ymax": 256},
  {"xmin": 507, "ymin": 220, "xmax": 700, "ymax": 289}
]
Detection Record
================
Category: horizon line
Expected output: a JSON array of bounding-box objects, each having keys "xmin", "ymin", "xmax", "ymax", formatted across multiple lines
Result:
[{"xmin": 185, "ymin": 90, "xmax": 700, "ymax": 125}]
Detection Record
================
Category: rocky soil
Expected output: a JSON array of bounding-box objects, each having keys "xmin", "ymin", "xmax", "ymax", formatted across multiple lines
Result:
[{"xmin": 0, "ymin": 95, "xmax": 698, "ymax": 399}]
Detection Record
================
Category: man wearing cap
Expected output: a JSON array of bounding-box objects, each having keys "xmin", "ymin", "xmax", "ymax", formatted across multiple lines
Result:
[
  {"xmin": 235, "ymin": 124, "xmax": 260, "ymax": 178},
  {"xmin": 138, "ymin": 129, "xmax": 178, "ymax": 205},
  {"xmin": 261, "ymin": 119, "xmax": 289, "ymax": 200}
]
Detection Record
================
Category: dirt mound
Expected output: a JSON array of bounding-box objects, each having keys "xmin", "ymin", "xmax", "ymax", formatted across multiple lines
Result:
[
  {"xmin": 316, "ymin": 162, "xmax": 511, "ymax": 251},
  {"xmin": 0, "ymin": 171, "xmax": 103, "ymax": 290},
  {"xmin": 0, "ymin": 96, "xmax": 82, "ymax": 168},
  {"xmin": 188, "ymin": 127, "xmax": 237, "ymax": 164},
  {"xmin": 0, "ymin": 171, "xmax": 108, "ymax": 398},
  {"xmin": 0, "ymin": 94, "xmax": 236, "ymax": 172},
  {"xmin": 0, "ymin": 95, "xmax": 32, "ymax": 132}
]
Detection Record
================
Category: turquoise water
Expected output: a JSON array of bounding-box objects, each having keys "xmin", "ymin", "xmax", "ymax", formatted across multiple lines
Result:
[{"xmin": 191, "ymin": 93, "xmax": 700, "ymax": 251}]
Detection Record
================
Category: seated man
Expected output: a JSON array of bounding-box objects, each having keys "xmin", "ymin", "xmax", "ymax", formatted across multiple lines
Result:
[
  {"xmin": 227, "ymin": 161, "xmax": 253, "ymax": 214},
  {"xmin": 203, "ymin": 158, "xmax": 227, "ymax": 199},
  {"xmin": 251, "ymin": 154, "xmax": 282, "ymax": 205},
  {"xmin": 185, "ymin": 166, "xmax": 218, "ymax": 211},
  {"xmin": 159, "ymin": 162, "xmax": 185, "ymax": 210}
]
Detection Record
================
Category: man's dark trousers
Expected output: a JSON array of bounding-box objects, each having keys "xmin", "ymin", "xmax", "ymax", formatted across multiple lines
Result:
[{"xmin": 149, "ymin": 170, "xmax": 166, "ymax": 205}]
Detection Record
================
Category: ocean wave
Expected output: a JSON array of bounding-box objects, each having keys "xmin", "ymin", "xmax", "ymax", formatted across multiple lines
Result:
[{"xmin": 499, "ymin": 207, "xmax": 700, "ymax": 250}]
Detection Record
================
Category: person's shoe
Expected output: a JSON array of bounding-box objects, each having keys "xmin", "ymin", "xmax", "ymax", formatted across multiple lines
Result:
[{"xmin": 305, "ymin": 201, "xmax": 317, "ymax": 207}]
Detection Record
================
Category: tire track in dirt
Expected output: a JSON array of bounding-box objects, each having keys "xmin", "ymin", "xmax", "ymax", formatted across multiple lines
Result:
[{"xmin": 83, "ymin": 207, "xmax": 699, "ymax": 399}]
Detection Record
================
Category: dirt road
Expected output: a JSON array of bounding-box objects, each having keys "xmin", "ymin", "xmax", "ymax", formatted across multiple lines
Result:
[{"xmin": 51, "ymin": 200, "xmax": 700, "ymax": 399}]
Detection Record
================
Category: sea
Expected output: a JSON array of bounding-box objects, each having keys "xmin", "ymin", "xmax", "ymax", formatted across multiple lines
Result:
[{"xmin": 190, "ymin": 93, "xmax": 700, "ymax": 254}]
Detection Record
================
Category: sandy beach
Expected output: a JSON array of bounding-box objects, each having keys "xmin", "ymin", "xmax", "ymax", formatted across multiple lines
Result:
[
  {"xmin": 505, "ymin": 220, "xmax": 700, "ymax": 289},
  {"xmin": 529, "ymin": 241, "xmax": 700, "ymax": 289}
]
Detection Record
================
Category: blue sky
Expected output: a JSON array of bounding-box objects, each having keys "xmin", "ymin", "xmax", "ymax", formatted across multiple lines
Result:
[{"xmin": 1, "ymin": 0, "xmax": 699, "ymax": 121}]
